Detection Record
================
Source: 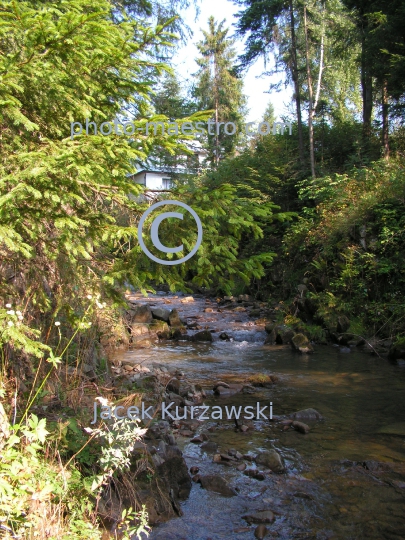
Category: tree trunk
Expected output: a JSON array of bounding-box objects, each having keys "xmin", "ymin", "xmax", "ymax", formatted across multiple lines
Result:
[
  {"xmin": 360, "ymin": 24, "xmax": 372, "ymax": 140},
  {"xmin": 289, "ymin": 0, "xmax": 304, "ymax": 164},
  {"xmin": 304, "ymin": 5, "xmax": 315, "ymax": 178},
  {"xmin": 214, "ymin": 53, "xmax": 220, "ymax": 166},
  {"xmin": 382, "ymin": 79, "xmax": 389, "ymax": 159}
]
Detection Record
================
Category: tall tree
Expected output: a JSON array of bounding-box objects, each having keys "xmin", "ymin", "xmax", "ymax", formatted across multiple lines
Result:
[
  {"xmin": 235, "ymin": 0, "xmax": 360, "ymax": 176},
  {"xmin": 150, "ymin": 72, "xmax": 199, "ymax": 174},
  {"xmin": 235, "ymin": 0, "xmax": 305, "ymax": 163},
  {"xmin": 193, "ymin": 16, "xmax": 247, "ymax": 166},
  {"xmin": 343, "ymin": 0, "xmax": 405, "ymax": 157}
]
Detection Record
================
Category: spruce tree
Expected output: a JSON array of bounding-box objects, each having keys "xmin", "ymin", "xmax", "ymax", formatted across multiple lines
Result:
[{"xmin": 193, "ymin": 16, "xmax": 247, "ymax": 166}]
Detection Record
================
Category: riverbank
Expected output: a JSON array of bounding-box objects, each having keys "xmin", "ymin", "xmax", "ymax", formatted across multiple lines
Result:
[{"xmin": 103, "ymin": 290, "xmax": 405, "ymax": 539}]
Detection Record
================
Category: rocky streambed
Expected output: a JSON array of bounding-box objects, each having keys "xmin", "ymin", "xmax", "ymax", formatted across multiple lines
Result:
[{"xmin": 108, "ymin": 292, "xmax": 405, "ymax": 540}]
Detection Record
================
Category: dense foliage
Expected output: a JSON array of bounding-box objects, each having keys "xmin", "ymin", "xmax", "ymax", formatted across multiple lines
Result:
[{"xmin": 1, "ymin": 0, "xmax": 405, "ymax": 536}]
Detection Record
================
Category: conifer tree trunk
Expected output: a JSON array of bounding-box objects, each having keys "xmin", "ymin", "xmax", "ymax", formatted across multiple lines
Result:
[
  {"xmin": 382, "ymin": 79, "xmax": 389, "ymax": 159},
  {"xmin": 360, "ymin": 28, "xmax": 373, "ymax": 140},
  {"xmin": 304, "ymin": 5, "xmax": 316, "ymax": 178},
  {"xmin": 214, "ymin": 53, "xmax": 220, "ymax": 165},
  {"xmin": 289, "ymin": 0, "xmax": 304, "ymax": 164}
]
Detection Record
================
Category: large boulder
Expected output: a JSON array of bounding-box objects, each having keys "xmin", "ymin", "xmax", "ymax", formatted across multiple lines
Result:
[
  {"xmin": 152, "ymin": 307, "xmax": 171, "ymax": 322},
  {"xmin": 156, "ymin": 452, "xmax": 192, "ymax": 501},
  {"xmin": 101, "ymin": 421, "xmax": 191, "ymax": 526},
  {"xmin": 129, "ymin": 304, "xmax": 153, "ymax": 324},
  {"xmin": 273, "ymin": 325, "xmax": 295, "ymax": 345},
  {"xmin": 255, "ymin": 449, "xmax": 285, "ymax": 473},
  {"xmin": 291, "ymin": 333, "xmax": 313, "ymax": 354}
]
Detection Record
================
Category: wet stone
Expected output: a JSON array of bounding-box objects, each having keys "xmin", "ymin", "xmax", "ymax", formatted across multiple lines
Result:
[
  {"xmin": 255, "ymin": 450, "xmax": 285, "ymax": 473},
  {"xmin": 290, "ymin": 408, "xmax": 323, "ymax": 421},
  {"xmin": 254, "ymin": 524, "xmax": 268, "ymax": 539},
  {"xmin": 292, "ymin": 420, "xmax": 310, "ymax": 434},
  {"xmin": 243, "ymin": 510, "xmax": 275, "ymax": 525},
  {"xmin": 201, "ymin": 441, "xmax": 218, "ymax": 453},
  {"xmin": 199, "ymin": 475, "xmax": 237, "ymax": 497}
]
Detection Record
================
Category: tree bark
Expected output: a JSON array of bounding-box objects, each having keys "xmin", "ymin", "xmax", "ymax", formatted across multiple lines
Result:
[
  {"xmin": 304, "ymin": 5, "xmax": 315, "ymax": 178},
  {"xmin": 289, "ymin": 0, "xmax": 304, "ymax": 164},
  {"xmin": 382, "ymin": 79, "xmax": 389, "ymax": 159},
  {"xmin": 360, "ymin": 21, "xmax": 372, "ymax": 140}
]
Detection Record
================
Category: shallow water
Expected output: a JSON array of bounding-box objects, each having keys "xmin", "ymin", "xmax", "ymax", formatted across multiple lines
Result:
[{"xmin": 124, "ymin": 295, "xmax": 405, "ymax": 539}]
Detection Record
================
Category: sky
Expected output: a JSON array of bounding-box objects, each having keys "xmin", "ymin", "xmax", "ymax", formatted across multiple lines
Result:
[{"xmin": 171, "ymin": 0, "xmax": 293, "ymax": 123}]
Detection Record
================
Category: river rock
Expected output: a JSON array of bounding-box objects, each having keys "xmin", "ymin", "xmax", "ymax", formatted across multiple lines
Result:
[
  {"xmin": 152, "ymin": 307, "xmax": 171, "ymax": 322},
  {"xmin": 129, "ymin": 304, "xmax": 153, "ymax": 323},
  {"xmin": 264, "ymin": 333, "xmax": 276, "ymax": 345},
  {"xmin": 192, "ymin": 330, "xmax": 213, "ymax": 342},
  {"xmin": 291, "ymin": 333, "xmax": 313, "ymax": 354},
  {"xmin": 191, "ymin": 434, "xmax": 208, "ymax": 444},
  {"xmin": 244, "ymin": 469, "xmax": 265, "ymax": 480},
  {"xmin": 219, "ymin": 332, "xmax": 230, "ymax": 340},
  {"xmin": 156, "ymin": 453, "xmax": 192, "ymax": 501},
  {"xmin": 201, "ymin": 441, "xmax": 218, "ymax": 453},
  {"xmin": 180, "ymin": 296, "xmax": 194, "ymax": 303},
  {"xmin": 254, "ymin": 524, "xmax": 268, "ymax": 539},
  {"xmin": 274, "ymin": 325, "xmax": 295, "ymax": 345},
  {"xmin": 168, "ymin": 308, "xmax": 183, "ymax": 328},
  {"xmin": 290, "ymin": 408, "xmax": 323, "ymax": 421},
  {"xmin": 150, "ymin": 320, "xmax": 170, "ymax": 339},
  {"xmin": 243, "ymin": 510, "xmax": 275, "ymax": 524},
  {"xmin": 255, "ymin": 450, "xmax": 285, "ymax": 473},
  {"xmin": 292, "ymin": 420, "xmax": 310, "ymax": 434},
  {"xmin": 199, "ymin": 475, "xmax": 237, "ymax": 497},
  {"xmin": 220, "ymin": 453, "xmax": 237, "ymax": 461},
  {"xmin": 265, "ymin": 323, "xmax": 275, "ymax": 334},
  {"xmin": 167, "ymin": 378, "xmax": 181, "ymax": 394},
  {"xmin": 214, "ymin": 383, "xmax": 243, "ymax": 396}
]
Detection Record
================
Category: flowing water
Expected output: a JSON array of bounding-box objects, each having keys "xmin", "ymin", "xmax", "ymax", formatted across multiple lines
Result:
[{"xmin": 122, "ymin": 293, "xmax": 405, "ymax": 540}]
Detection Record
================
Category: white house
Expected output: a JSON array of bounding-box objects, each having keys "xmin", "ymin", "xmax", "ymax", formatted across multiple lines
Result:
[
  {"xmin": 128, "ymin": 140, "xmax": 207, "ymax": 192},
  {"xmin": 130, "ymin": 169, "xmax": 174, "ymax": 191}
]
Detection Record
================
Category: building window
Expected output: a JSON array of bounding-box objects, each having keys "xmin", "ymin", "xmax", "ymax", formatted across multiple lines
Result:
[{"xmin": 162, "ymin": 177, "xmax": 172, "ymax": 190}]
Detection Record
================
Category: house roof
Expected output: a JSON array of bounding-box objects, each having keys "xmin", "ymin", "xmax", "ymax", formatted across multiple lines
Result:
[{"xmin": 128, "ymin": 169, "xmax": 170, "ymax": 176}]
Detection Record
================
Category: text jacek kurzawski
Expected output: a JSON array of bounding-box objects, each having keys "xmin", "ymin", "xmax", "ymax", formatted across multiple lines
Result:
[{"xmin": 91, "ymin": 401, "xmax": 273, "ymax": 423}]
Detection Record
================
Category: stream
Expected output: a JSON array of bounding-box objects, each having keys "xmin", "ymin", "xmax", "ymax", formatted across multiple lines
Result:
[{"xmin": 118, "ymin": 293, "xmax": 405, "ymax": 540}]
